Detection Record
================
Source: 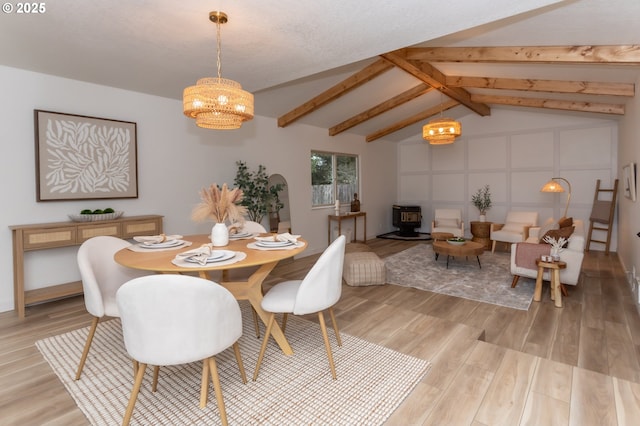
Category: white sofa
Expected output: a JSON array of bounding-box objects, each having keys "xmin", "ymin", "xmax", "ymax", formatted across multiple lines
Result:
[{"xmin": 510, "ymin": 219, "xmax": 585, "ymax": 288}]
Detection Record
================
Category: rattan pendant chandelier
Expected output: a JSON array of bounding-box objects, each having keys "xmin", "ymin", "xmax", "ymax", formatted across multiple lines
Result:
[
  {"xmin": 183, "ymin": 11, "xmax": 254, "ymax": 130},
  {"xmin": 422, "ymin": 93, "xmax": 461, "ymax": 145}
]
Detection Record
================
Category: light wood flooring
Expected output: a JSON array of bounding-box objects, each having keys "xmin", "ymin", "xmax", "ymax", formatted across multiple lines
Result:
[{"xmin": 1, "ymin": 239, "xmax": 640, "ymax": 425}]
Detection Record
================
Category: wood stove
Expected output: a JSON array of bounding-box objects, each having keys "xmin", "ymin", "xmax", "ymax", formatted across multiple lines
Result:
[{"xmin": 392, "ymin": 205, "xmax": 422, "ymax": 236}]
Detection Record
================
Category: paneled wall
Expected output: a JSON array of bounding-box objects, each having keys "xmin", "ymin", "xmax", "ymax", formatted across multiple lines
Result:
[{"xmin": 397, "ymin": 109, "xmax": 618, "ymax": 250}]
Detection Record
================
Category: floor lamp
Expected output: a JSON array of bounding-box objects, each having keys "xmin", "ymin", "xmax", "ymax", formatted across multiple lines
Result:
[{"xmin": 541, "ymin": 177, "xmax": 572, "ymax": 218}]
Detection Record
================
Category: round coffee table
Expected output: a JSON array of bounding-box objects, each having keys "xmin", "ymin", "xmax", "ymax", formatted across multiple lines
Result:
[{"xmin": 432, "ymin": 240, "xmax": 485, "ymax": 269}]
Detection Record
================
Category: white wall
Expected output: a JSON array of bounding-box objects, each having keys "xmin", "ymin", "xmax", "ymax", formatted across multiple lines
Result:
[
  {"xmin": 617, "ymin": 74, "xmax": 640, "ymax": 304},
  {"xmin": 0, "ymin": 65, "xmax": 397, "ymax": 313},
  {"xmin": 396, "ymin": 108, "xmax": 618, "ymax": 245}
]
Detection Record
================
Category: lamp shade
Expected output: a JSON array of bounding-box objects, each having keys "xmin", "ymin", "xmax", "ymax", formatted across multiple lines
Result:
[
  {"xmin": 540, "ymin": 177, "xmax": 572, "ymax": 217},
  {"xmin": 422, "ymin": 118, "xmax": 461, "ymax": 145},
  {"xmin": 540, "ymin": 180, "xmax": 565, "ymax": 193},
  {"xmin": 183, "ymin": 77, "xmax": 254, "ymax": 130}
]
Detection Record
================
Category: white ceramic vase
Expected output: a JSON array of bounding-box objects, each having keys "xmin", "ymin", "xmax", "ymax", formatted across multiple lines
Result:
[
  {"xmin": 479, "ymin": 214, "xmax": 486, "ymax": 222},
  {"xmin": 211, "ymin": 223, "xmax": 229, "ymax": 247}
]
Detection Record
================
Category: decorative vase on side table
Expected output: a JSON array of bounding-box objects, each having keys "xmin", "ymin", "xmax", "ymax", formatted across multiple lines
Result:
[{"xmin": 470, "ymin": 221, "xmax": 493, "ymax": 250}]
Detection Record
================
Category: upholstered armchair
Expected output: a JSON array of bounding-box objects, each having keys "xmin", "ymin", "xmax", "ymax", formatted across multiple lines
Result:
[
  {"xmin": 431, "ymin": 209, "xmax": 464, "ymax": 238},
  {"xmin": 490, "ymin": 211, "xmax": 538, "ymax": 253}
]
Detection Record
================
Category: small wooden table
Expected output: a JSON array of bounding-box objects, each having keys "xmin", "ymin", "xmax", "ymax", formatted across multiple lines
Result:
[
  {"xmin": 432, "ymin": 240, "xmax": 484, "ymax": 269},
  {"xmin": 534, "ymin": 258, "xmax": 566, "ymax": 308},
  {"xmin": 328, "ymin": 212, "xmax": 366, "ymax": 245},
  {"xmin": 470, "ymin": 221, "xmax": 493, "ymax": 250}
]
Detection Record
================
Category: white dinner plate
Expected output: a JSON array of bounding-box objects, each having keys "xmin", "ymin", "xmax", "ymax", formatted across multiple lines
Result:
[
  {"xmin": 230, "ymin": 232, "xmax": 253, "ymax": 239},
  {"xmin": 142, "ymin": 239, "xmax": 182, "ymax": 248},
  {"xmin": 256, "ymin": 240, "xmax": 294, "ymax": 248},
  {"xmin": 184, "ymin": 250, "xmax": 236, "ymax": 264}
]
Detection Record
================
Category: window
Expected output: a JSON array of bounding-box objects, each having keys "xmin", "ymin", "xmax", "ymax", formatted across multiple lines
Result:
[{"xmin": 311, "ymin": 151, "xmax": 358, "ymax": 207}]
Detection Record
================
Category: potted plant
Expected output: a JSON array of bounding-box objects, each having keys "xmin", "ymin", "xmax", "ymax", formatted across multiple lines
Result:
[
  {"xmin": 471, "ymin": 185, "xmax": 492, "ymax": 222},
  {"xmin": 234, "ymin": 161, "xmax": 284, "ymax": 227}
]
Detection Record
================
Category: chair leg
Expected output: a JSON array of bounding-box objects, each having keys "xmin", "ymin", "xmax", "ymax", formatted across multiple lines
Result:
[
  {"xmin": 75, "ymin": 316, "xmax": 99, "ymax": 380},
  {"xmin": 318, "ymin": 311, "xmax": 337, "ymax": 380},
  {"xmin": 251, "ymin": 307, "xmax": 260, "ymax": 338},
  {"xmin": 232, "ymin": 342, "xmax": 247, "ymax": 384},
  {"xmin": 511, "ymin": 275, "xmax": 520, "ymax": 288},
  {"xmin": 122, "ymin": 362, "xmax": 147, "ymax": 426},
  {"xmin": 253, "ymin": 313, "xmax": 276, "ymax": 381},
  {"xmin": 328, "ymin": 307, "xmax": 342, "ymax": 347},
  {"xmin": 561, "ymin": 283, "xmax": 569, "ymax": 297},
  {"xmin": 200, "ymin": 359, "xmax": 210, "ymax": 408},
  {"xmin": 208, "ymin": 357, "xmax": 229, "ymax": 426},
  {"xmin": 152, "ymin": 366, "xmax": 160, "ymax": 392},
  {"xmin": 281, "ymin": 313, "xmax": 289, "ymax": 334},
  {"xmin": 491, "ymin": 240, "xmax": 496, "ymax": 253}
]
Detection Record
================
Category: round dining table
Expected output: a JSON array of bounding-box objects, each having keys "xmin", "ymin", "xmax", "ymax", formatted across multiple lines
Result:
[{"xmin": 114, "ymin": 234, "xmax": 307, "ymax": 355}]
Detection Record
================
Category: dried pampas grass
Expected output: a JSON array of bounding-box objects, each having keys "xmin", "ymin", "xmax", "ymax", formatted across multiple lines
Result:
[{"xmin": 191, "ymin": 183, "xmax": 247, "ymax": 224}]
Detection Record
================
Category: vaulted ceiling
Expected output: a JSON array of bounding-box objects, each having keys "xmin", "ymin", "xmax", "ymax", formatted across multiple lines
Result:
[
  {"xmin": 276, "ymin": 45, "xmax": 638, "ymax": 142},
  {"xmin": 1, "ymin": 0, "xmax": 639, "ymax": 142}
]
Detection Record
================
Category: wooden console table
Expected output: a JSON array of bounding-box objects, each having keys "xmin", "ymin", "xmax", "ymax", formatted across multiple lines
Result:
[
  {"xmin": 328, "ymin": 212, "xmax": 366, "ymax": 245},
  {"xmin": 10, "ymin": 214, "xmax": 163, "ymax": 318}
]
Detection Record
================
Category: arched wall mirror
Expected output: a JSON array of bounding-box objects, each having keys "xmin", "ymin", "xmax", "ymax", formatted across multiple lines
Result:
[{"xmin": 268, "ymin": 174, "xmax": 291, "ymax": 232}]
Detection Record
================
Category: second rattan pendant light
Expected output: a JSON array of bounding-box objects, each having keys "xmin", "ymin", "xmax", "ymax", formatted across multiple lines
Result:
[{"xmin": 422, "ymin": 92, "xmax": 461, "ymax": 145}]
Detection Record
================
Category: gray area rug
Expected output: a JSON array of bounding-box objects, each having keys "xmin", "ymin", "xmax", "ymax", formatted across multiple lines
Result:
[
  {"xmin": 36, "ymin": 303, "xmax": 430, "ymax": 425},
  {"xmin": 385, "ymin": 244, "xmax": 535, "ymax": 310}
]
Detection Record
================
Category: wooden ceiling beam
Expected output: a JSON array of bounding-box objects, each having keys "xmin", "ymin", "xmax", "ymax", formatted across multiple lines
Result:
[
  {"xmin": 381, "ymin": 51, "xmax": 491, "ymax": 116},
  {"xmin": 470, "ymin": 94, "xmax": 625, "ymax": 115},
  {"xmin": 405, "ymin": 45, "xmax": 640, "ymax": 64},
  {"xmin": 446, "ymin": 76, "xmax": 635, "ymax": 97},
  {"xmin": 277, "ymin": 58, "xmax": 393, "ymax": 128},
  {"xmin": 366, "ymin": 99, "xmax": 460, "ymax": 142},
  {"xmin": 329, "ymin": 83, "xmax": 434, "ymax": 136}
]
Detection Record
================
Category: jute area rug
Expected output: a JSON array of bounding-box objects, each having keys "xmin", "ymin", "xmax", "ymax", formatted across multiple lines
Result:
[
  {"xmin": 385, "ymin": 244, "xmax": 535, "ymax": 310},
  {"xmin": 36, "ymin": 304, "xmax": 431, "ymax": 425}
]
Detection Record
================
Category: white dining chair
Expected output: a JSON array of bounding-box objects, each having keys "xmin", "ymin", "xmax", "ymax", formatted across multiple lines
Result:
[
  {"xmin": 238, "ymin": 220, "xmax": 267, "ymax": 234},
  {"xmin": 253, "ymin": 235, "xmax": 346, "ymax": 381},
  {"xmin": 75, "ymin": 236, "xmax": 151, "ymax": 380},
  {"xmin": 116, "ymin": 274, "xmax": 246, "ymax": 426}
]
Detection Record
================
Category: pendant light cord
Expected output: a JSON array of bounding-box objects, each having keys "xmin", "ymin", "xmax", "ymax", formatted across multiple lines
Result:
[{"xmin": 216, "ymin": 20, "xmax": 222, "ymax": 80}]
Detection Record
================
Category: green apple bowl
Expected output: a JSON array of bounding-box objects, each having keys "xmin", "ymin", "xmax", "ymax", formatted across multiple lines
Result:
[{"xmin": 446, "ymin": 237, "xmax": 466, "ymax": 246}]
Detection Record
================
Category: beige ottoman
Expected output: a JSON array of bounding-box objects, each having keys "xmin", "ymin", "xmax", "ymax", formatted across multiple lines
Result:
[{"xmin": 343, "ymin": 252, "xmax": 386, "ymax": 286}]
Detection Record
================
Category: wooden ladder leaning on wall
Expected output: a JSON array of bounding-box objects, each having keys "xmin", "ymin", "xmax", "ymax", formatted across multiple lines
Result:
[{"xmin": 586, "ymin": 179, "xmax": 618, "ymax": 255}]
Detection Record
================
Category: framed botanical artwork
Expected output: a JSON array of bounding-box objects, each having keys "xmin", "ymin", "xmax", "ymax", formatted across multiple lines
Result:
[
  {"xmin": 34, "ymin": 110, "xmax": 138, "ymax": 201},
  {"xmin": 623, "ymin": 162, "xmax": 637, "ymax": 202}
]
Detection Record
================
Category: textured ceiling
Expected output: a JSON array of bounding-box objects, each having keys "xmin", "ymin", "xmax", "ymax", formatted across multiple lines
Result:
[{"xmin": 1, "ymin": 0, "xmax": 639, "ymax": 141}]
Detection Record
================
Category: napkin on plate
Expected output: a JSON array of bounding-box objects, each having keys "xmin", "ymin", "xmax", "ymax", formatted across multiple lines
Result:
[
  {"xmin": 174, "ymin": 244, "xmax": 212, "ymax": 265},
  {"xmin": 133, "ymin": 234, "xmax": 183, "ymax": 244},
  {"xmin": 254, "ymin": 232, "xmax": 301, "ymax": 243}
]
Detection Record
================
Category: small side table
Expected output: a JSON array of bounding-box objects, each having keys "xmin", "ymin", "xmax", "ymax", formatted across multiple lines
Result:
[
  {"xmin": 534, "ymin": 259, "xmax": 566, "ymax": 308},
  {"xmin": 470, "ymin": 221, "xmax": 492, "ymax": 250},
  {"xmin": 328, "ymin": 212, "xmax": 367, "ymax": 245}
]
